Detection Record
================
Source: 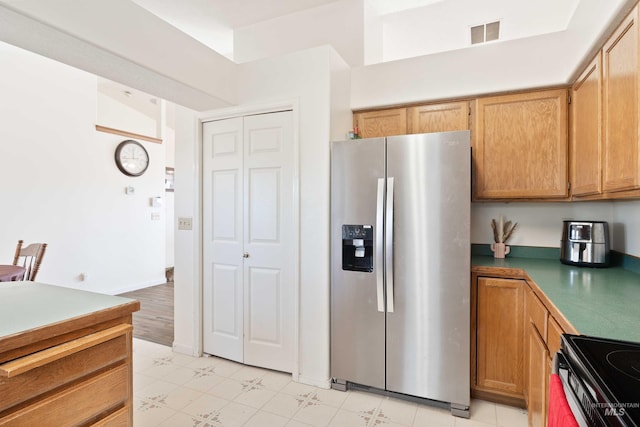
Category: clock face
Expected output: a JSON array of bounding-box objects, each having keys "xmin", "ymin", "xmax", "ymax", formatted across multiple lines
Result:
[{"xmin": 115, "ymin": 140, "xmax": 149, "ymax": 177}]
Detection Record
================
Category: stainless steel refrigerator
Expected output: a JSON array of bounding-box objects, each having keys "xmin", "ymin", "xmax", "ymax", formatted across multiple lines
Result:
[{"xmin": 330, "ymin": 131, "xmax": 471, "ymax": 417}]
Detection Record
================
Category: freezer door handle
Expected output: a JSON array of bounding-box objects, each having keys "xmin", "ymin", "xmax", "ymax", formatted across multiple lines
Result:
[
  {"xmin": 376, "ymin": 178, "xmax": 385, "ymax": 312},
  {"xmin": 385, "ymin": 177, "xmax": 395, "ymax": 313}
]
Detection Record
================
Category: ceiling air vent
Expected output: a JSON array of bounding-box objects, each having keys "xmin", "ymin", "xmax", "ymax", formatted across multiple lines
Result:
[{"xmin": 471, "ymin": 21, "xmax": 500, "ymax": 45}]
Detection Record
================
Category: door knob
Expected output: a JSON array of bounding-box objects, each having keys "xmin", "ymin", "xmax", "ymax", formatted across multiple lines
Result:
[{"xmin": 243, "ymin": 252, "xmax": 250, "ymax": 258}]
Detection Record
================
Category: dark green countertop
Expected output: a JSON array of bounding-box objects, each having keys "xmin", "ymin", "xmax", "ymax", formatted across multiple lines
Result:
[{"xmin": 472, "ymin": 255, "xmax": 640, "ymax": 343}]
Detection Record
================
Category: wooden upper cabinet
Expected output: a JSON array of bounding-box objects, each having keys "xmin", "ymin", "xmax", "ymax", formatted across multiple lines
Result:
[
  {"xmin": 602, "ymin": 5, "xmax": 640, "ymax": 193},
  {"xmin": 473, "ymin": 89, "xmax": 569, "ymax": 199},
  {"xmin": 353, "ymin": 108, "xmax": 407, "ymax": 138},
  {"xmin": 407, "ymin": 101, "xmax": 469, "ymax": 134},
  {"xmin": 571, "ymin": 53, "xmax": 602, "ymax": 197}
]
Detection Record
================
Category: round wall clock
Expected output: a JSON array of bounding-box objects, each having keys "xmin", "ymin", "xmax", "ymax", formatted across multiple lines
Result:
[{"xmin": 115, "ymin": 139, "xmax": 149, "ymax": 177}]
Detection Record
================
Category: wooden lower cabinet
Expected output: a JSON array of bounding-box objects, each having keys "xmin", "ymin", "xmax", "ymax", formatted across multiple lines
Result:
[
  {"xmin": 0, "ymin": 303, "xmax": 138, "ymax": 426},
  {"xmin": 472, "ymin": 272, "xmax": 570, "ymax": 426},
  {"xmin": 527, "ymin": 325, "xmax": 549, "ymax": 427},
  {"xmin": 473, "ymin": 277, "xmax": 526, "ymax": 405}
]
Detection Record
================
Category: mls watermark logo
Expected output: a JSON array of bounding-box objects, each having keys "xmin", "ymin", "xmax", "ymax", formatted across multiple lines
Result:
[
  {"xmin": 592, "ymin": 402, "xmax": 639, "ymax": 417},
  {"xmin": 604, "ymin": 406, "xmax": 625, "ymax": 417}
]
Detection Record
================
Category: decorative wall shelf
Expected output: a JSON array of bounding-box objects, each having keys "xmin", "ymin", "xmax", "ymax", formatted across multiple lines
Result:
[{"xmin": 95, "ymin": 125, "xmax": 162, "ymax": 144}]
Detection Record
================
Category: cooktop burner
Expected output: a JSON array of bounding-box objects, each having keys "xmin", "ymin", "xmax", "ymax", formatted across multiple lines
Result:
[
  {"xmin": 562, "ymin": 335, "xmax": 640, "ymax": 426},
  {"xmin": 607, "ymin": 350, "xmax": 640, "ymax": 382}
]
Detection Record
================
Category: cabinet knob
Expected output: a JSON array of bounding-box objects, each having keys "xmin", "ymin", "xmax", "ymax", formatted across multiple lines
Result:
[{"xmin": 243, "ymin": 252, "xmax": 250, "ymax": 258}]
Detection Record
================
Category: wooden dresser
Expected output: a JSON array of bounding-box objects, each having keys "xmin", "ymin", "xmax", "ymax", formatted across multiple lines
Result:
[{"xmin": 0, "ymin": 282, "xmax": 139, "ymax": 426}]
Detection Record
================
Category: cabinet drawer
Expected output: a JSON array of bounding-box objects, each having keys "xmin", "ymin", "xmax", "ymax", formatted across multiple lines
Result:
[
  {"xmin": 527, "ymin": 290, "xmax": 548, "ymax": 340},
  {"xmin": 0, "ymin": 325, "xmax": 131, "ymax": 413},
  {"xmin": 91, "ymin": 406, "xmax": 130, "ymax": 427},
  {"xmin": 547, "ymin": 315, "xmax": 564, "ymax": 356},
  {"xmin": 0, "ymin": 364, "xmax": 129, "ymax": 426}
]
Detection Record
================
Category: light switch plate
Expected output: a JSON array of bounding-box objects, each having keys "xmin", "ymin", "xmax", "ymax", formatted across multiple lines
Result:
[
  {"xmin": 178, "ymin": 217, "xmax": 193, "ymax": 230},
  {"xmin": 151, "ymin": 212, "xmax": 161, "ymax": 221}
]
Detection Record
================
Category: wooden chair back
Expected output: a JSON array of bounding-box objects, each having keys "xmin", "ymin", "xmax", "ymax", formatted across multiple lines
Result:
[{"xmin": 12, "ymin": 240, "xmax": 48, "ymax": 281}]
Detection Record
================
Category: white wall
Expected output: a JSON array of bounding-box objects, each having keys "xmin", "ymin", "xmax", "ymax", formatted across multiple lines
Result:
[
  {"xmin": 381, "ymin": 0, "xmax": 579, "ymax": 62},
  {"xmin": 234, "ymin": 0, "xmax": 365, "ymax": 67},
  {"xmin": 97, "ymin": 92, "xmax": 158, "ymax": 138},
  {"xmin": 0, "ymin": 42, "xmax": 166, "ymax": 294},
  {"xmin": 352, "ymin": 33, "xmax": 571, "ymax": 109},
  {"xmin": 164, "ymin": 103, "xmax": 176, "ymax": 269},
  {"xmin": 0, "ymin": 2, "xmax": 234, "ymax": 111},
  {"xmin": 471, "ymin": 202, "xmax": 614, "ymax": 249},
  {"xmin": 172, "ymin": 45, "xmax": 351, "ymax": 384},
  {"xmin": 612, "ymin": 201, "xmax": 640, "ymax": 257},
  {"xmin": 330, "ymin": 50, "xmax": 354, "ymax": 141},
  {"xmin": 173, "ymin": 104, "xmax": 200, "ymax": 356},
  {"xmin": 351, "ymin": 0, "xmax": 630, "ymax": 109},
  {"xmin": 236, "ymin": 46, "xmax": 350, "ymax": 387},
  {"xmin": 471, "ymin": 200, "xmax": 640, "ymax": 258},
  {"xmin": 363, "ymin": 0, "xmax": 383, "ymax": 65}
]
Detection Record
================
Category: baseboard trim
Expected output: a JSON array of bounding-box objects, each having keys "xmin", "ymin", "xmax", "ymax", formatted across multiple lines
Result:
[
  {"xmin": 297, "ymin": 375, "xmax": 332, "ymax": 390},
  {"xmin": 109, "ymin": 277, "xmax": 168, "ymax": 295},
  {"xmin": 172, "ymin": 342, "xmax": 199, "ymax": 357}
]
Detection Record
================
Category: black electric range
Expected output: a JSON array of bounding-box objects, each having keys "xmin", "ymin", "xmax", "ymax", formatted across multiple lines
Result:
[{"xmin": 556, "ymin": 334, "xmax": 640, "ymax": 426}]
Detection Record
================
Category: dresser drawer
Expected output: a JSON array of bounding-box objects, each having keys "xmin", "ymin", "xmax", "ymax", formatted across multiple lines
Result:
[
  {"xmin": 0, "ymin": 364, "xmax": 129, "ymax": 426},
  {"xmin": 0, "ymin": 325, "xmax": 130, "ymax": 413}
]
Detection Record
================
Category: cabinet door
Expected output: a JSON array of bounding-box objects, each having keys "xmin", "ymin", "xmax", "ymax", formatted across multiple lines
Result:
[
  {"xmin": 407, "ymin": 101, "xmax": 469, "ymax": 134},
  {"xmin": 603, "ymin": 5, "xmax": 640, "ymax": 192},
  {"xmin": 353, "ymin": 108, "xmax": 407, "ymax": 138},
  {"xmin": 527, "ymin": 325, "xmax": 549, "ymax": 427},
  {"xmin": 476, "ymin": 277, "xmax": 525, "ymax": 398},
  {"xmin": 547, "ymin": 315, "xmax": 564, "ymax": 357},
  {"xmin": 572, "ymin": 53, "xmax": 602, "ymax": 196},
  {"xmin": 474, "ymin": 89, "xmax": 569, "ymax": 199}
]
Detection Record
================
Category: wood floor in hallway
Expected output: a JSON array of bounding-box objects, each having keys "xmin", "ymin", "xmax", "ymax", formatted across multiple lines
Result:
[{"xmin": 119, "ymin": 281, "xmax": 174, "ymax": 347}]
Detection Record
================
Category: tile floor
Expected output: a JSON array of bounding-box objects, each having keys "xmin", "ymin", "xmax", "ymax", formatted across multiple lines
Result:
[{"xmin": 133, "ymin": 338, "xmax": 528, "ymax": 427}]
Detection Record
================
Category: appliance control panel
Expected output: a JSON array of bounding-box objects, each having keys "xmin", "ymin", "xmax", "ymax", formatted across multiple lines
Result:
[
  {"xmin": 342, "ymin": 224, "xmax": 373, "ymax": 240},
  {"xmin": 342, "ymin": 225, "xmax": 374, "ymax": 272}
]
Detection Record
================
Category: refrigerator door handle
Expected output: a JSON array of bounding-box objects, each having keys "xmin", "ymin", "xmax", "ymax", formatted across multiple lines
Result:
[
  {"xmin": 376, "ymin": 178, "xmax": 385, "ymax": 312},
  {"xmin": 385, "ymin": 177, "xmax": 395, "ymax": 313}
]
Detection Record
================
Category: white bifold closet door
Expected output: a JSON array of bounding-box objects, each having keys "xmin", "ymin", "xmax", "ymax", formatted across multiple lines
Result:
[{"xmin": 202, "ymin": 111, "xmax": 294, "ymax": 373}]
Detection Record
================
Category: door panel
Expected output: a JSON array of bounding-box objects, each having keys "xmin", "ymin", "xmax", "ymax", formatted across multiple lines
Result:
[
  {"xmin": 202, "ymin": 117, "xmax": 244, "ymax": 362},
  {"xmin": 243, "ymin": 112, "xmax": 294, "ymax": 373},
  {"xmin": 249, "ymin": 168, "xmax": 280, "ymax": 242},
  {"xmin": 330, "ymin": 138, "xmax": 386, "ymax": 389},
  {"xmin": 212, "ymin": 171, "xmax": 239, "ymax": 240},
  {"xmin": 385, "ymin": 132, "xmax": 470, "ymax": 406},
  {"xmin": 248, "ymin": 267, "xmax": 281, "ymax": 344},
  {"xmin": 212, "ymin": 264, "xmax": 242, "ymax": 338}
]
